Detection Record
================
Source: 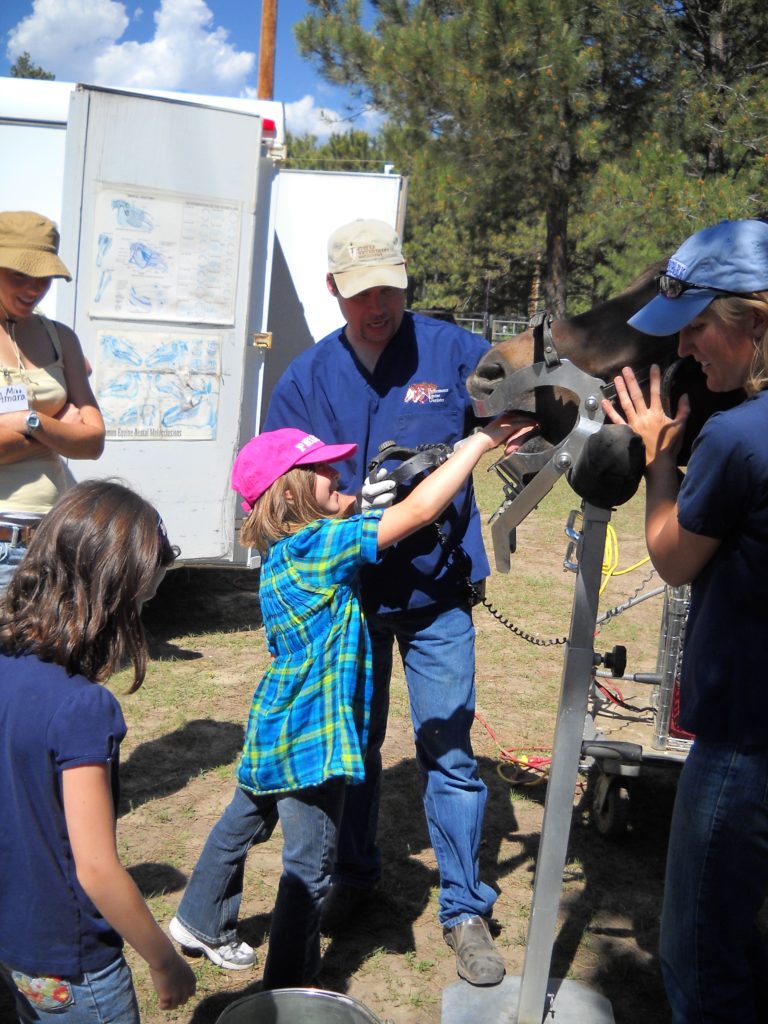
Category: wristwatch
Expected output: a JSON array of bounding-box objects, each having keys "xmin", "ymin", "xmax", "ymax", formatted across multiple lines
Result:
[{"xmin": 24, "ymin": 410, "xmax": 41, "ymax": 437}]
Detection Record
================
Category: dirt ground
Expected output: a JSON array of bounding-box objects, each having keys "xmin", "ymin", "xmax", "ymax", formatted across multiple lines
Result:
[{"xmin": 0, "ymin": 475, "xmax": 679, "ymax": 1024}]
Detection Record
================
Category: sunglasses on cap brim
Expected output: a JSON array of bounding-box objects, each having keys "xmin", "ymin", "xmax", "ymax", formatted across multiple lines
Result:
[{"xmin": 656, "ymin": 273, "xmax": 735, "ymax": 300}]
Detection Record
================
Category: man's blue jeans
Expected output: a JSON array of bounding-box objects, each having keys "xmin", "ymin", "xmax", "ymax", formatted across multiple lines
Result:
[
  {"xmin": 0, "ymin": 955, "xmax": 138, "ymax": 1024},
  {"xmin": 332, "ymin": 600, "xmax": 497, "ymax": 928},
  {"xmin": 660, "ymin": 739, "xmax": 768, "ymax": 1023},
  {"xmin": 175, "ymin": 779, "xmax": 345, "ymax": 988}
]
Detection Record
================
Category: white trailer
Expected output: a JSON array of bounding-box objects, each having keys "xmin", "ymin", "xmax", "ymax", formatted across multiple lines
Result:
[{"xmin": 0, "ymin": 77, "xmax": 406, "ymax": 566}]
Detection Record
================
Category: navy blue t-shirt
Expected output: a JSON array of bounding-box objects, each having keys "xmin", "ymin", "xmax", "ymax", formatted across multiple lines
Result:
[
  {"xmin": 0, "ymin": 652, "xmax": 126, "ymax": 975},
  {"xmin": 677, "ymin": 390, "xmax": 768, "ymax": 744},
  {"xmin": 263, "ymin": 312, "xmax": 491, "ymax": 614}
]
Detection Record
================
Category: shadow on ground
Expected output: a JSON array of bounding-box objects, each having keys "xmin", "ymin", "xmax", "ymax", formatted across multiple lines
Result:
[
  {"xmin": 119, "ymin": 718, "xmax": 245, "ymax": 815},
  {"xmin": 0, "ymin": 752, "xmax": 677, "ymax": 1024},
  {"xmin": 143, "ymin": 566, "xmax": 263, "ymax": 646},
  {"xmin": 178, "ymin": 756, "xmax": 677, "ymax": 1024},
  {"xmin": 0, "ymin": 569, "xmax": 680, "ymax": 1024}
]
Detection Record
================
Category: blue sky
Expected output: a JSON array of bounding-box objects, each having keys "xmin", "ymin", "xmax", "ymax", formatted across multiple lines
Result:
[{"xmin": 0, "ymin": 0, "xmax": 378, "ymax": 137}]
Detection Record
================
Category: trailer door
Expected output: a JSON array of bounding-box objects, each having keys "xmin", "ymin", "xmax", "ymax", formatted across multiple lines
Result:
[{"xmin": 57, "ymin": 84, "xmax": 273, "ymax": 565}]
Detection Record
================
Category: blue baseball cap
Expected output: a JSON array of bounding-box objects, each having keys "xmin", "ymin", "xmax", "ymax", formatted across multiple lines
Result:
[{"xmin": 629, "ymin": 219, "xmax": 768, "ymax": 336}]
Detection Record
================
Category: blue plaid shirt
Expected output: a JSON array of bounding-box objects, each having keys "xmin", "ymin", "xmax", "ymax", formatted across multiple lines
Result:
[{"xmin": 237, "ymin": 510, "xmax": 382, "ymax": 795}]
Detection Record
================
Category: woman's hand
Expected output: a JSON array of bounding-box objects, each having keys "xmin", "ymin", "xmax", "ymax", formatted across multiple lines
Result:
[
  {"xmin": 0, "ymin": 412, "xmax": 44, "ymax": 465},
  {"xmin": 0, "ymin": 410, "xmax": 29, "ymax": 435},
  {"xmin": 54, "ymin": 402, "xmax": 86, "ymax": 426},
  {"xmin": 602, "ymin": 364, "xmax": 690, "ymax": 471}
]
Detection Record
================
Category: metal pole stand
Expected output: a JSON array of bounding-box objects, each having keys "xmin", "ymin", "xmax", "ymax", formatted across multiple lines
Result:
[{"xmin": 443, "ymin": 501, "xmax": 616, "ymax": 1023}]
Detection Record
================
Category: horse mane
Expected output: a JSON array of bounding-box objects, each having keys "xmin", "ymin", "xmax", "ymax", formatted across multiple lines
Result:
[
  {"xmin": 621, "ymin": 258, "xmax": 667, "ymax": 293},
  {"xmin": 568, "ymin": 259, "xmax": 667, "ymax": 331}
]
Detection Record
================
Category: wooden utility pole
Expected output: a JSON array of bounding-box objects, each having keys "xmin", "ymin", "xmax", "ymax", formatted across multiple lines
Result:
[{"xmin": 257, "ymin": 0, "xmax": 278, "ymax": 100}]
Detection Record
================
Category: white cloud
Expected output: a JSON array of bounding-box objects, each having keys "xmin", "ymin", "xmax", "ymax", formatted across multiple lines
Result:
[
  {"xmin": 360, "ymin": 106, "xmax": 384, "ymax": 135},
  {"xmin": 282, "ymin": 95, "xmax": 347, "ymax": 140},
  {"xmin": 7, "ymin": 0, "xmax": 130, "ymax": 78},
  {"xmin": 94, "ymin": 0, "xmax": 254, "ymax": 92},
  {"xmin": 5, "ymin": 0, "xmax": 383, "ymax": 137},
  {"xmin": 6, "ymin": 0, "xmax": 255, "ymax": 95},
  {"xmin": 283, "ymin": 95, "xmax": 384, "ymax": 140}
]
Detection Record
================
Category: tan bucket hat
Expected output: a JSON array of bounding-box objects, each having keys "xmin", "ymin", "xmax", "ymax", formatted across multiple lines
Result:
[{"xmin": 0, "ymin": 211, "xmax": 72, "ymax": 280}]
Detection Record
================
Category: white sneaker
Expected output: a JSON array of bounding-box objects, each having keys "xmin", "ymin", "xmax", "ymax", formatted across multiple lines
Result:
[{"xmin": 169, "ymin": 916, "xmax": 255, "ymax": 970}]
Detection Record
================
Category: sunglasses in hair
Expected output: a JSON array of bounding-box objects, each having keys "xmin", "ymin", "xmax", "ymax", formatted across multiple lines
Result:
[
  {"xmin": 657, "ymin": 273, "xmax": 735, "ymax": 300},
  {"xmin": 156, "ymin": 512, "xmax": 180, "ymax": 560}
]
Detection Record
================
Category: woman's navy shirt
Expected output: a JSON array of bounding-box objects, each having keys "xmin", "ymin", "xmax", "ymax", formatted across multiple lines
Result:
[{"xmin": 677, "ymin": 390, "xmax": 768, "ymax": 744}]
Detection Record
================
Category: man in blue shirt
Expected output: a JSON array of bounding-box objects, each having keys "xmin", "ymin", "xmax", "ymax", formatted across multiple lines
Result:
[{"xmin": 262, "ymin": 219, "xmax": 505, "ymax": 985}]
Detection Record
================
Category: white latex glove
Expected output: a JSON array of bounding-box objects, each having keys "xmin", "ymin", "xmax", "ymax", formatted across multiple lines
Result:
[{"xmin": 357, "ymin": 466, "xmax": 397, "ymax": 511}]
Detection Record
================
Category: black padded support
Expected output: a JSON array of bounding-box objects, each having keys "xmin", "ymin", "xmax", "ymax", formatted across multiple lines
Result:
[{"xmin": 566, "ymin": 424, "xmax": 645, "ymax": 509}]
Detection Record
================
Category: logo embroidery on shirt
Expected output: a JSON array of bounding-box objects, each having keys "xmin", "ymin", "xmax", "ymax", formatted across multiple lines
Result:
[{"xmin": 404, "ymin": 382, "xmax": 449, "ymax": 405}]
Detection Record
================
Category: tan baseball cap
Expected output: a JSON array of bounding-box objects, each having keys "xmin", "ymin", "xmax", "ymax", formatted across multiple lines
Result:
[
  {"xmin": 328, "ymin": 219, "xmax": 408, "ymax": 298},
  {"xmin": 0, "ymin": 211, "xmax": 72, "ymax": 280}
]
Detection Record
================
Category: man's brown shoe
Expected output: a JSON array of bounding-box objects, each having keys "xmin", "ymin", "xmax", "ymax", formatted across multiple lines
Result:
[{"xmin": 443, "ymin": 915, "xmax": 505, "ymax": 986}]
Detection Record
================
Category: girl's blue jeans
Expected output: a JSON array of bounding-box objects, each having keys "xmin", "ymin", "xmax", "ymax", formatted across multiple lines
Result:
[
  {"xmin": 332, "ymin": 601, "xmax": 497, "ymax": 928},
  {"xmin": 175, "ymin": 779, "xmax": 345, "ymax": 988},
  {"xmin": 0, "ymin": 955, "xmax": 138, "ymax": 1024},
  {"xmin": 660, "ymin": 738, "xmax": 768, "ymax": 1023}
]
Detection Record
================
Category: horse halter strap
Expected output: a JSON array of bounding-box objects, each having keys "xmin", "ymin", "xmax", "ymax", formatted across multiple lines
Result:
[{"xmin": 529, "ymin": 310, "xmax": 561, "ymax": 368}]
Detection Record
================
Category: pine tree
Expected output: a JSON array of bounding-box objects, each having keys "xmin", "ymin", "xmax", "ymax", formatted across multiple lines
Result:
[{"xmin": 9, "ymin": 52, "xmax": 55, "ymax": 80}]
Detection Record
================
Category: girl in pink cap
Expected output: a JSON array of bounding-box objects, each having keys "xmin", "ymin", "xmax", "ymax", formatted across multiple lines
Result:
[{"xmin": 169, "ymin": 414, "xmax": 535, "ymax": 987}]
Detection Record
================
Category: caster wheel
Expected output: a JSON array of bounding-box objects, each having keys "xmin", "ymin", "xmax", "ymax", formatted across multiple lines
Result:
[{"xmin": 591, "ymin": 773, "xmax": 630, "ymax": 837}]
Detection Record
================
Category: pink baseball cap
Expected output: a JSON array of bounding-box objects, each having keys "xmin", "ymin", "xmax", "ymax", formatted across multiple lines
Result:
[{"xmin": 232, "ymin": 428, "xmax": 357, "ymax": 510}]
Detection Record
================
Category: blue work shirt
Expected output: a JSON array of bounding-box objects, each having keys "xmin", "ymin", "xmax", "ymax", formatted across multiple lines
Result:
[
  {"xmin": 677, "ymin": 390, "xmax": 768, "ymax": 745},
  {"xmin": 263, "ymin": 312, "xmax": 491, "ymax": 614}
]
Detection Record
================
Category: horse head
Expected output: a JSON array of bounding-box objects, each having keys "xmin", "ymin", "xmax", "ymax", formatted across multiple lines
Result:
[{"xmin": 467, "ymin": 262, "xmax": 743, "ymax": 468}]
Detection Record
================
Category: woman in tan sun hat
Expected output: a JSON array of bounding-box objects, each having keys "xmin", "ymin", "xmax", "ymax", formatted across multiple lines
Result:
[{"xmin": 0, "ymin": 211, "xmax": 105, "ymax": 593}]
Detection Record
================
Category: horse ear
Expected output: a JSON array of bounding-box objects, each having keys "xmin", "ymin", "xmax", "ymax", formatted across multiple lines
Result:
[{"xmin": 566, "ymin": 424, "xmax": 645, "ymax": 509}]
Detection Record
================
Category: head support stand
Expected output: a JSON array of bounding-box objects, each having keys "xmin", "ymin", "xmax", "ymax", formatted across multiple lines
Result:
[
  {"xmin": 446, "ymin": 353, "xmax": 626, "ymax": 1023},
  {"xmin": 472, "ymin": 358, "xmax": 644, "ymax": 572}
]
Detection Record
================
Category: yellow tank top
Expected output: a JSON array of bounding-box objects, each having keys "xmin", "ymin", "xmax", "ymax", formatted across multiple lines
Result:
[{"xmin": 1, "ymin": 317, "xmax": 72, "ymax": 516}]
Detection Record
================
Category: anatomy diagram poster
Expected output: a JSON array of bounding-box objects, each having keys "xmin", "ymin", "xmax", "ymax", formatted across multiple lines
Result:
[
  {"xmin": 94, "ymin": 328, "xmax": 222, "ymax": 441},
  {"xmin": 89, "ymin": 186, "xmax": 241, "ymax": 324}
]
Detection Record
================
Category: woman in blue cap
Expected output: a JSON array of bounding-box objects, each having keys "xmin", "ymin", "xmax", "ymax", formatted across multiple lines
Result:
[{"xmin": 604, "ymin": 219, "xmax": 768, "ymax": 1023}]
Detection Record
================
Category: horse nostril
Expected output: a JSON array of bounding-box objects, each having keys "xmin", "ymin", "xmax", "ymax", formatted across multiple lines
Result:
[{"xmin": 475, "ymin": 360, "xmax": 506, "ymax": 383}]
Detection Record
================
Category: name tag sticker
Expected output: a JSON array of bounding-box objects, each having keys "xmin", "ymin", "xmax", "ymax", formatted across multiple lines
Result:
[{"xmin": 0, "ymin": 384, "xmax": 30, "ymax": 412}]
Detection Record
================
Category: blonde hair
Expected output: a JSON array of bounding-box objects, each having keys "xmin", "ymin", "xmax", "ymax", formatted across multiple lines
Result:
[
  {"xmin": 240, "ymin": 465, "xmax": 334, "ymax": 551},
  {"xmin": 708, "ymin": 291, "xmax": 768, "ymax": 394}
]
